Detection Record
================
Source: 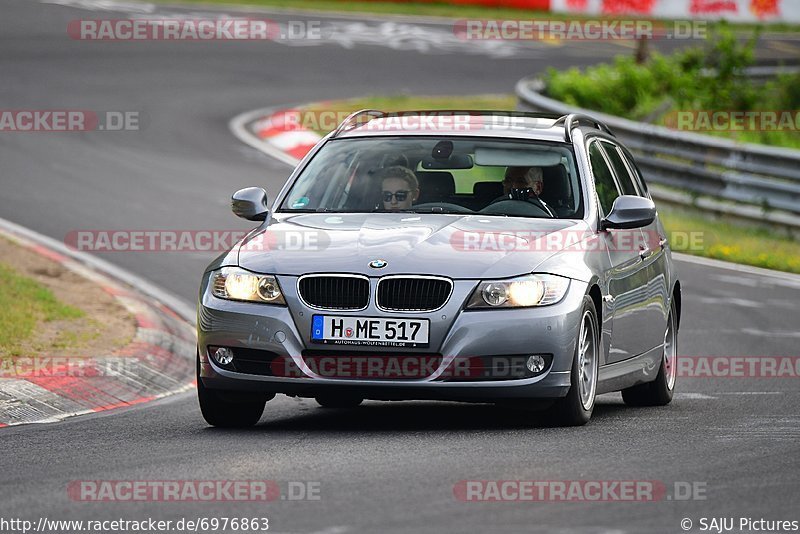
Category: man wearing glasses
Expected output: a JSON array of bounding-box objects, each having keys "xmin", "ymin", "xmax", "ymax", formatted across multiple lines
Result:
[
  {"xmin": 379, "ymin": 166, "xmax": 420, "ymax": 211},
  {"xmin": 502, "ymin": 166, "xmax": 555, "ymax": 217}
]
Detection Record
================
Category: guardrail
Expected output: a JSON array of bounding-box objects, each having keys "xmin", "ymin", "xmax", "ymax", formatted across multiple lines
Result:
[
  {"xmin": 743, "ymin": 64, "xmax": 800, "ymax": 83},
  {"xmin": 515, "ymin": 73, "xmax": 800, "ymax": 229}
]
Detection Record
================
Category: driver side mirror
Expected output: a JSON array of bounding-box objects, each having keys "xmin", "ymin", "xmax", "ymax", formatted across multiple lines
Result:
[
  {"xmin": 601, "ymin": 195, "xmax": 655, "ymax": 230},
  {"xmin": 231, "ymin": 187, "xmax": 268, "ymax": 221}
]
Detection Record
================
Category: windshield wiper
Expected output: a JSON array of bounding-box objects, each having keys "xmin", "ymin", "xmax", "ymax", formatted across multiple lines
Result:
[
  {"xmin": 370, "ymin": 208, "xmax": 417, "ymax": 213},
  {"xmin": 282, "ymin": 207, "xmax": 339, "ymax": 213},
  {"xmin": 409, "ymin": 207, "xmax": 473, "ymax": 215}
]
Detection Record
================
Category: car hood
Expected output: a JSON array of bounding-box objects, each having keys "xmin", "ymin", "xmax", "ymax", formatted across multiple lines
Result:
[{"xmin": 237, "ymin": 212, "xmax": 590, "ymax": 279}]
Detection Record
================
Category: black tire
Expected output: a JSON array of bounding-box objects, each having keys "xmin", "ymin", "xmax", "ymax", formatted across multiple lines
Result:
[
  {"xmin": 315, "ymin": 395, "xmax": 364, "ymax": 409},
  {"xmin": 197, "ymin": 355, "xmax": 272, "ymax": 427},
  {"xmin": 622, "ymin": 301, "xmax": 678, "ymax": 407},
  {"xmin": 548, "ymin": 295, "xmax": 599, "ymax": 427}
]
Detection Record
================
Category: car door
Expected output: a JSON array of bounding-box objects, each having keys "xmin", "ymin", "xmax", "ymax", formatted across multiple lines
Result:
[
  {"xmin": 618, "ymin": 145, "xmax": 671, "ymax": 344},
  {"xmin": 588, "ymin": 139, "xmax": 650, "ymax": 363},
  {"xmin": 599, "ymin": 140, "xmax": 667, "ymax": 355}
]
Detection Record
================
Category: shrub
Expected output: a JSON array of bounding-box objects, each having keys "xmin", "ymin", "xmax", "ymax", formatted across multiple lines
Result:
[{"xmin": 544, "ymin": 24, "xmax": 781, "ymax": 132}]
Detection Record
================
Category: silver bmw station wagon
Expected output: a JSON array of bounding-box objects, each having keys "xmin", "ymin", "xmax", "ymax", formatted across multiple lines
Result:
[{"xmin": 197, "ymin": 110, "xmax": 681, "ymax": 427}]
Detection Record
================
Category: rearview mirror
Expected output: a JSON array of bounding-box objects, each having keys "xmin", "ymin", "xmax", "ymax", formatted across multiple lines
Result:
[
  {"xmin": 601, "ymin": 195, "xmax": 655, "ymax": 230},
  {"xmin": 231, "ymin": 187, "xmax": 268, "ymax": 221}
]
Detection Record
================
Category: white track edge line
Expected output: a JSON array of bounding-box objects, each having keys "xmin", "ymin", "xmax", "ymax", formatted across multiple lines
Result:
[{"xmin": 673, "ymin": 252, "xmax": 800, "ymax": 282}]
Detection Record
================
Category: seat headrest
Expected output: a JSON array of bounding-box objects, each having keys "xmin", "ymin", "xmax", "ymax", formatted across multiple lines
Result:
[
  {"xmin": 541, "ymin": 165, "xmax": 570, "ymax": 201},
  {"xmin": 473, "ymin": 181, "xmax": 504, "ymax": 200},
  {"xmin": 416, "ymin": 172, "xmax": 456, "ymax": 203}
]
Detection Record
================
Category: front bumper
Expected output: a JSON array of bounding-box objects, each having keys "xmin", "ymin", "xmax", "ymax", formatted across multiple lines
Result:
[{"xmin": 197, "ymin": 275, "xmax": 588, "ymax": 401}]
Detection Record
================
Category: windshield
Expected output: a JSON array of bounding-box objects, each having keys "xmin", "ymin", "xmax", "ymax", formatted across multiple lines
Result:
[{"xmin": 279, "ymin": 137, "xmax": 583, "ymax": 219}]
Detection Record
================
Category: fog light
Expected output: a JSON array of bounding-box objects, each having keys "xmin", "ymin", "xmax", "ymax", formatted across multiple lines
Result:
[
  {"xmin": 213, "ymin": 347, "xmax": 235, "ymax": 366},
  {"xmin": 526, "ymin": 354, "xmax": 546, "ymax": 374}
]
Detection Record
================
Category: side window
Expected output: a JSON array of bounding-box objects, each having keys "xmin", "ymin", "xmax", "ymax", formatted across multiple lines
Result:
[
  {"xmin": 600, "ymin": 141, "xmax": 639, "ymax": 196},
  {"xmin": 620, "ymin": 148, "xmax": 649, "ymax": 195},
  {"xmin": 588, "ymin": 141, "xmax": 620, "ymax": 215}
]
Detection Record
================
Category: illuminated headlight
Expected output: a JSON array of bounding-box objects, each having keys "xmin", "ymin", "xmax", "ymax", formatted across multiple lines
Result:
[
  {"xmin": 466, "ymin": 274, "xmax": 570, "ymax": 309},
  {"xmin": 211, "ymin": 267, "xmax": 285, "ymax": 304}
]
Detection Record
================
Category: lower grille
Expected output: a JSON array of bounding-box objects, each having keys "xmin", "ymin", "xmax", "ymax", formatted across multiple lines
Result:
[
  {"xmin": 302, "ymin": 350, "xmax": 442, "ymax": 380},
  {"xmin": 376, "ymin": 276, "xmax": 453, "ymax": 311},
  {"xmin": 298, "ymin": 275, "xmax": 370, "ymax": 310}
]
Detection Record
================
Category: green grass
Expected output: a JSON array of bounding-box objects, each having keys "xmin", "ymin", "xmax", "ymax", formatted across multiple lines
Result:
[
  {"xmin": 163, "ymin": 0, "xmax": 557, "ymax": 19},
  {"xmin": 0, "ymin": 263, "xmax": 85, "ymax": 357},
  {"xmin": 300, "ymin": 93, "xmax": 516, "ymax": 134},
  {"xmin": 161, "ymin": 0, "xmax": 800, "ymax": 31},
  {"xmin": 659, "ymin": 205, "xmax": 800, "ymax": 273},
  {"xmin": 51, "ymin": 321, "xmax": 101, "ymax": 350}
]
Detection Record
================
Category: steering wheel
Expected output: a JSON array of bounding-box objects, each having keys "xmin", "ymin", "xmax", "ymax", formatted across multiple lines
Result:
[
  {"xmin": 481, "ymin": 199, "xmax": 553, "ymax": 217},
  {"xmin": 486, "ymin": 191, "xmax": 555, "ymax": 218}
]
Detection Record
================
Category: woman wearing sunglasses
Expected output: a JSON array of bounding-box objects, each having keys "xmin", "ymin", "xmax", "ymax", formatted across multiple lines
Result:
[{"xmin": 379, "ymin": 166, "xmax": 420, "ymax": 211}]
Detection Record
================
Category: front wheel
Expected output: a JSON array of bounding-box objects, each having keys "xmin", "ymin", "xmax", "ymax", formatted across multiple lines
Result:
[
  {"xmin": 548, "ymin": 295, "xmax": 599, "ymax": 426},
  {"xmin": 622, "ymin": 300, "xmax": 677, "ymax": 407},
  {"xmin": 197, "ymin": 356, "xmax": 273, "ymax": 427}
]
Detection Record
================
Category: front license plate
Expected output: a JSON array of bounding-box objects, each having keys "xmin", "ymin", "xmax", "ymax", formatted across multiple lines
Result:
[{"xmin": 311, "ymin": 315, "xmax": 430, "ymax": 348}]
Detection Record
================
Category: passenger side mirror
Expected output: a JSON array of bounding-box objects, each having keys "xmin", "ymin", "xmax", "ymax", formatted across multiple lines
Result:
[
  {"xmin": 231, "ymin": 187, "xmax": 268, "ymax": 221},
  {"xmin": 601, "ymin": 195, "xmax": 655, "ymax": 230}
]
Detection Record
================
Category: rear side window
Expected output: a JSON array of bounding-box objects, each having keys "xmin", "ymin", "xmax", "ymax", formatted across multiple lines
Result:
[
  {"xmin": 588, "ymin": 141, "xmax": 620, "ymax": 215},
  {"xmin": 621, "ymin": 149, "xmax": 649, "ymax": 195},
  {"xmin": 600, "ymin": 141, "xmax": 639, "ymax": 196}
]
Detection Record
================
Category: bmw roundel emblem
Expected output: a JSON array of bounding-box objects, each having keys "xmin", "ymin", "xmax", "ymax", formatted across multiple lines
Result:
[{"xmin": 369, "ymin": 259, "xmax": 388, "ymax": 269}]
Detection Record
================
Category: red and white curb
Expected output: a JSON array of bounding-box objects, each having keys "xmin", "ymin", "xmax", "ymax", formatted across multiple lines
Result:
[
  {"xmin": 252, "ymin": 108, "xmax": 322, "ymax": 161},
  {"xmin": 0, "ymin": 218, "xmax": 196, "ymax": 427},
  {"xmin": 230, "ymin": 105, "xmax": 319, "ymax": 167}
]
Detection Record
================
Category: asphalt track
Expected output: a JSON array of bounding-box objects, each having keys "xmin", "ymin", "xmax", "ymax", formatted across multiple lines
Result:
[{"xmin": 1, "ymin": 1, "xmax": 799, "ymax": 532}]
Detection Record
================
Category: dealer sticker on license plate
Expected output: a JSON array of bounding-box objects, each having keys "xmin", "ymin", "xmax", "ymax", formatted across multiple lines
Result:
[{"xmin": 311, "ymin": 315, "xmax": 430, "ymax": 348}]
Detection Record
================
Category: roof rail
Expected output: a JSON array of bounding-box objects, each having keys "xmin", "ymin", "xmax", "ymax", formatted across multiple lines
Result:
[
  {"xmin": 331, "ymin": 109, "xmax": 386, "ymax": 137},
  {"xmin": 331, "ymin": 109, "xmax": 575, "ymax": 137},
  {"xmin": 554, "ymin": 113, "xmax": 614, "ymax": 142}
]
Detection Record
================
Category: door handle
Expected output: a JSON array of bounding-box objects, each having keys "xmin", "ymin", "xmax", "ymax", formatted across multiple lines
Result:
[
  {"xmin": 639, "ymin": 246, "xmax": 650, "ymax": 259},
  {"xmin": 658, "ymin": 235, "xmax": 668, "ymax": 249}
]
